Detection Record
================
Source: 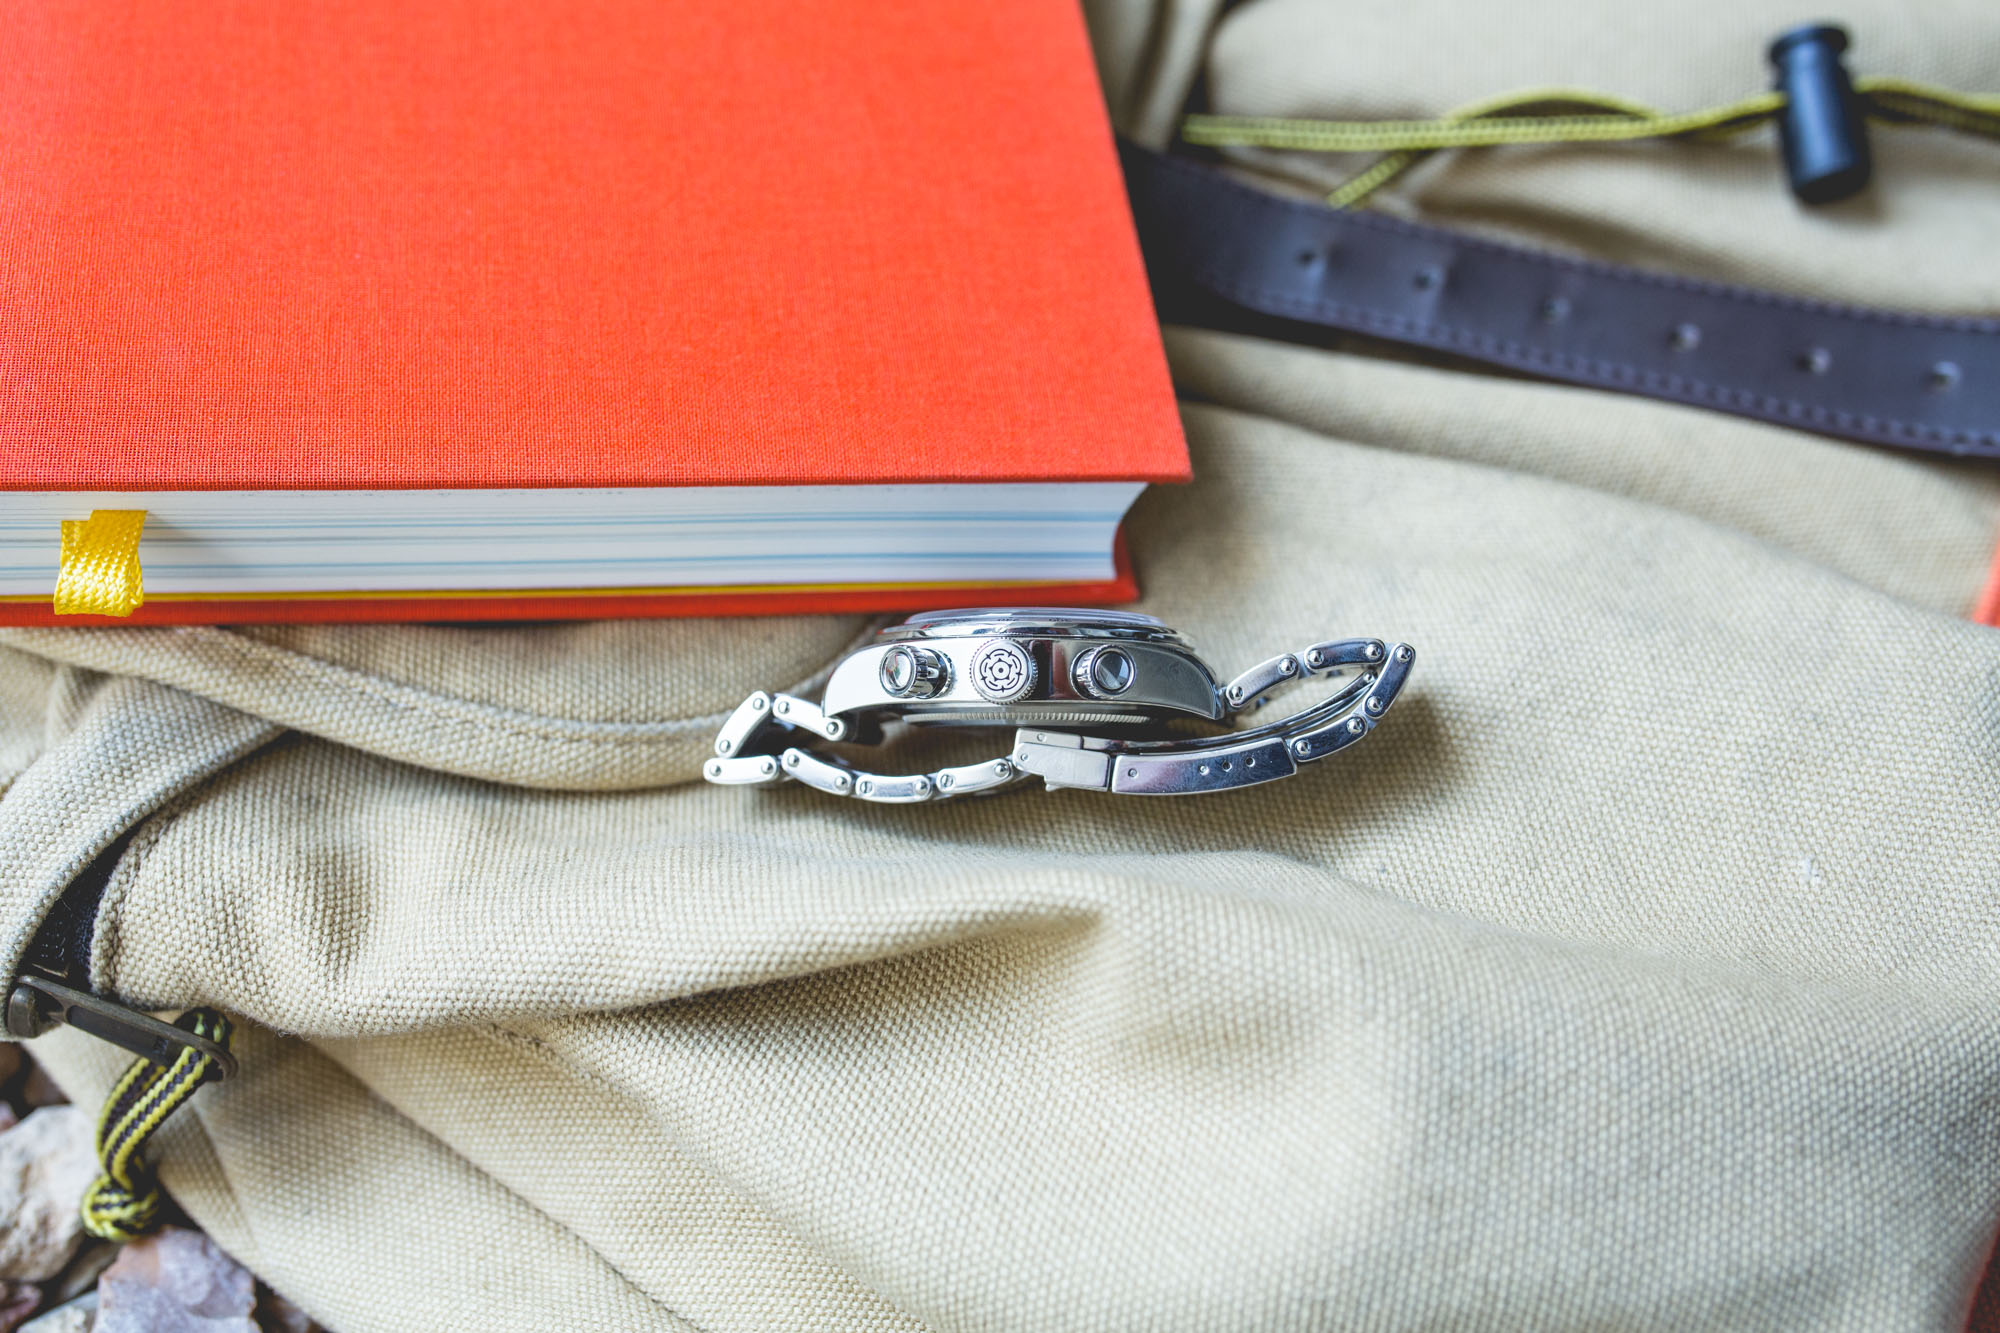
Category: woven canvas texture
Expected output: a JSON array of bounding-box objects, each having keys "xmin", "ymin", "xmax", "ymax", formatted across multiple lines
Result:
[{"xmin": 4, "ymin": 0, "xmax": 2000, "ymax": 1329}]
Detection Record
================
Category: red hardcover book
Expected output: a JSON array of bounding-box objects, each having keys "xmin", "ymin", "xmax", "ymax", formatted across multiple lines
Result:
[{"xmin": 0, "ymin": 0, "xmax": 1185, "ymax": 624}]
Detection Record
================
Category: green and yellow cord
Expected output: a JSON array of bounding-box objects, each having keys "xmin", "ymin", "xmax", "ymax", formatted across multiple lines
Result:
[
  {"xmin": 1182, "ymin": 78, "xmax": 2000, "ymax": 207},
  {"xmin": 80, "ymin": 1008, "xmax": 234, "ymax": 1242}
]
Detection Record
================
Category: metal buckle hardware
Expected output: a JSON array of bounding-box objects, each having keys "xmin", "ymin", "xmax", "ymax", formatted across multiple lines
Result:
[{"xmin": 4, "ymin": 972, "xmax": 238, "ymax": 1081}]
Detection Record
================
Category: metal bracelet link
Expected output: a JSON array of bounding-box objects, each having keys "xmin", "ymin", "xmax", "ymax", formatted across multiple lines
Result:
[
  {"xmin": 706, "ymin": 638, "xmax": 1414, "ymax": 800},
  {"xmin": 712, "ymin": 691, "xmax": 848, "ymax": 761},
  {"xmin": 1015, "ymin": 640, "xmax": 1415, "ymax": 795},
  {"xmin": 1221, "ymin": 637, "xmax": 1388, "ymax": 715},
  {"xmin": 703, "ymin": 692, "xmax": 1026, "ymax": 804}
]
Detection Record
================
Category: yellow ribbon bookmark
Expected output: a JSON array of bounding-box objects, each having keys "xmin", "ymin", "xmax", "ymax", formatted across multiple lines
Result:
[{"xmin": 54, "ymin": 509, "xmax": 149, "ymax": 617}]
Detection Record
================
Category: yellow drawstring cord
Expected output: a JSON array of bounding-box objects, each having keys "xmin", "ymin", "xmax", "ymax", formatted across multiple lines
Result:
[
  {"xmin": 80, "ymin": 1008, "xmax": 234, "ymax": 1242},
  {"xmin": 1181, "ymin": 78, "xmax": 2000, "ymax": 208}
]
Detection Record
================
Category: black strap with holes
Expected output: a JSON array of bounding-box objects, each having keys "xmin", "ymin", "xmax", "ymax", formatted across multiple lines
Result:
[{"xmin": 1120, "ymin": 141, "xmax": 2000, "ymax": 457}]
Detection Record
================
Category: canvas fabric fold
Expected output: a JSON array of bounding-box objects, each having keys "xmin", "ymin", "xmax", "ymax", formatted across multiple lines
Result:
[{"xmin": 3, "ymin": 0, "xmax": 1999, "ymax": 1330}]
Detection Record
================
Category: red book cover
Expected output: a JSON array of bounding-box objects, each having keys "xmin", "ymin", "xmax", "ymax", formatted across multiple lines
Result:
[{"xmin": 0, "ymin": 0, "xmax": 1184, "ymax": 623}]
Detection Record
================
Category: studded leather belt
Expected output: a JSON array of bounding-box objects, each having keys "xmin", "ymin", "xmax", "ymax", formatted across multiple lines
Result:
[{"xmin": 1119, "ymin": 141, "xmax": 2000, "ymax": 458}]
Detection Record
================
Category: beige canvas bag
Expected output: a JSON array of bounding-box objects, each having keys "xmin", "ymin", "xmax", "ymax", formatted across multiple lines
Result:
[{"xmin": 5, "ymin": 0, "xmax": 2000, "ymax": 1328}]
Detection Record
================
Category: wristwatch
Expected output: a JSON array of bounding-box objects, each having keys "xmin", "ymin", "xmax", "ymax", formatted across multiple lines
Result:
[{"xmin": 704, "ymin": 608, "xmax": 1414, "ymax": 801}]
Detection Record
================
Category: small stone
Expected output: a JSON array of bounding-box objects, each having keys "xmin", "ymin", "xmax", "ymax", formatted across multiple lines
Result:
[
  {"xmin": 0, "ymin": 1281, "xmax": 43, "ymax": 1333},
  {"xmin": 94, "ymin": 1229, "xmax": 256, "ymax": 1333},
  {"xmin": 16, "ymin": 1068, "xmax": 64, "ymax": 1112},
  {"xmin": 48, "ymin": 1245, "xmax": 116, "ymax": 1307},
  {"xmin": 252, "ymin": 1285, "xmax": 319, "ymax": 1333},
  {"xmin": 19, "ymin": 1291, "xmax": 94, "ymax": 1333},
  {"xmin": 18, "ymin": 1066, "xmax": 66, "ymax": 1110},
  {"xmin": 0, "ymin": 1108, "xmax": 98, "ymax": 1281}
]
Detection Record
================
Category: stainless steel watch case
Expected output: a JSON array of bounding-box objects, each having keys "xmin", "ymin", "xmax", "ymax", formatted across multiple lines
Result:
[
  {"xmin": 822, "ymin": 608, "xmax": 1224, "ymax": 728},
  {"xmin": 706, "ymin": 607, "xmax": 1415, "ymax": 800}
]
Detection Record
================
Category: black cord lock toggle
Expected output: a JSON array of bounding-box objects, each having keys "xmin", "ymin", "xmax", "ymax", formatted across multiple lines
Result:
[{"xmin": 1767, "ymin": 22, "xmax": 1873, "ymax": 203}]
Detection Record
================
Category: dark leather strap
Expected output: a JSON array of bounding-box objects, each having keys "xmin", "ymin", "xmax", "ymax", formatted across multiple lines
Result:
[{"xmin": 1120, "ymin": 141, "xmax": 2000, "ymax": 457}]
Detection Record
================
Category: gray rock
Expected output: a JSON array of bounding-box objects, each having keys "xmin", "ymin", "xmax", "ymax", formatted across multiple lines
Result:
[
  {"xmin": 252, "ymin": 1286, "xmax": 319, "ymax": 1333},
  {"xmin": 47, "ymin": 1245, "xmax": 116, "ymax": 1307},
  {"xmin": 17, "ymin": 1066, "xmax": 65, "ymax": 1110},
  {"xmin": 18, "ymin": 1291, "xmax": 95, "ymax": 1333},
  {"xmin": 94, "ymin": 1229, "xmax": 256, "ymax": 1333},
  {"xmin": 0, "ymin": 1282, "xmax": 43, "ymax": 1333},
  {"xmin": 0, "ymin": 1108, "xmax": 97, "ymax": 1281}
]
